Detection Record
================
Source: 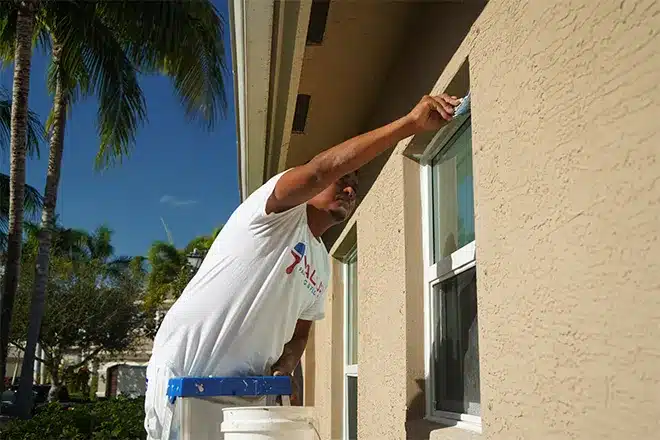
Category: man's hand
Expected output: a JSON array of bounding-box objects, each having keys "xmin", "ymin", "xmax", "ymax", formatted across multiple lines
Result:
[
  {"xmin": 270, "ymin": 320, "xmax": 311, "ymax": 405},
  {"xmin": 405, "ymin": 93, "xmax": 462, "ymax": 133},
  {"xmin": 272, "ymin": 368, "xmax": 301, "ymax": 405}
]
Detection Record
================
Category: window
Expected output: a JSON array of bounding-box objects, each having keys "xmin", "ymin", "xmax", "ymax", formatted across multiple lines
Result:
[
  {"xmin": 292, "ymin": 94, "xmax": 311, "ymax": 133},
  {"xmin": 343, "ymin": 249, "xmax": 358, "ymax": 440},
  {"xmin": 421, "ymin": 115, "xmax": 481, "ymax": 431},
  {"xmin": 306, "ymin": 1, "xmax": 330, "ymax": 45}
]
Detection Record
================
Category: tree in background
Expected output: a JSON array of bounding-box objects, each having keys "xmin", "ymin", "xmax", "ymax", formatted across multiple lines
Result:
[
  {"xmin": 10, "ymin": 258, "xmax": 146, "ymax": 400},
  {"xmin": 0, "ymin": 91, "xmax": 45, "ymax": 250},
  {"xmin": 10, "ymin": 225, "xmax": 146, "ymax": 401},
  {"xmin": 143, "ymin": 227, "xmax": 222, "ymax": 337},
  {"xmin": 0, "ymin": 1, "xmax": 227, "ymax": 415},
  {"xmin": 0, "ymin": 86, "xmax": 45, "ymax": 379},
  {"xmin": 0, "ymin": 1, "xmax": 40, "ymax": 390}
]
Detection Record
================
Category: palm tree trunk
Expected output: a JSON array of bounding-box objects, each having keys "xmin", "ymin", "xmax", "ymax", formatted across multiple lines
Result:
[
  {"xmin": 0, "ymin": 0, "xmax": 37, "ymax": 393},
  {"xmin": 15, "ymin": 43, "xmax": 67, "ymax": 419}
]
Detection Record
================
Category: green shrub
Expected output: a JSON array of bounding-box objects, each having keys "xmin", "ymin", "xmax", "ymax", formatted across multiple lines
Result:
[{"xmin": 0, "ymin": 397, "xmax": 146, "ymax": 440}]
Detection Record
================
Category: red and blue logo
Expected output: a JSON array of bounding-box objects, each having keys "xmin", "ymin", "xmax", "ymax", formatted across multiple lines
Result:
[
  {"xmin": 285, "ymin": 242, "xmax": 306, "ymax": 274},
  {"xmin": 285, "ymin": 241, "xmax": 325, "ymax": 296}
]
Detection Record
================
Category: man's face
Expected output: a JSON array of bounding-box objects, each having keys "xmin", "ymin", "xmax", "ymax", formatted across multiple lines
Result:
[{"xmin": 310, "ymin": 172, "xmax": 358, "ymax": 222}]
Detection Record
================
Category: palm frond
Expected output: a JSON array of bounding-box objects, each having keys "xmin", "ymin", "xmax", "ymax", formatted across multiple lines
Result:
[
  {"xmin": 22, "ymin": 220, "xmax": 41, "ymax": 240},
  {"xmin": 0, "ymin": 5, "xmax": 18, "ymax": 66},
  {"xmin": 0, "ymin": 92, "xmax": 45, "ymax": 158},
  {"xmin": 53, "ymin": 227, "xmax": 89, "ymax": 261},
  {"xmin": 0, "ymin": 7, "xmax": 51, "ymax": 64},
  {"xmin": 32, "ymin": 13, "xmax": 51, "ymax": 56},
  {"xmin": 0, "ymin": 173, "xmax": 43, "ymax": 227},
  {"xmin": 85, "ymin": 224, "xmax": 116, "ymax": 261},
  {"xmin": 97, "ymin": 1, "xmax": 227, "ymax": 129},
  {"xmin": 46, "ymin": 2, "xmax": 146, "ymax": 168}
]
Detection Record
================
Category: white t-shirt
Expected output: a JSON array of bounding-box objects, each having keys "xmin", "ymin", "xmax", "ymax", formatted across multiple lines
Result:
[{"xmin": 149, "ymin": 171, "xmax": 329, "ymax": 378}]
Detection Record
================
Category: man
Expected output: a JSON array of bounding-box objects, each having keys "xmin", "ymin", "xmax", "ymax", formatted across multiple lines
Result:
[{"xmin": 144, "ymin": 94, "xmax": 461, "ymax": 439}]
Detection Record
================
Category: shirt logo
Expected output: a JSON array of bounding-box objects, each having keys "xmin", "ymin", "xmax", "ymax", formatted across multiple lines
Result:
[
  {"xmin": 285, "ymin": 242, "xmax": 306, "ymax": 274},
  {"xmin": 285, "ymin": 241, "xmax": 325, "ymax": 297}
]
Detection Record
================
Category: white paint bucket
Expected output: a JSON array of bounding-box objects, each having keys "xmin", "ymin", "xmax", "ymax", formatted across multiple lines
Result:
[{"xmin": 221, "ymin": 406, "xmax": 319, "ymax": 440}]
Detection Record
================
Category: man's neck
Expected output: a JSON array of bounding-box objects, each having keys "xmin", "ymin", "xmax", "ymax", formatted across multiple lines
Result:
[{"xmin": 306, "ymin": 205, "xmax": 333, "ymax": 239}]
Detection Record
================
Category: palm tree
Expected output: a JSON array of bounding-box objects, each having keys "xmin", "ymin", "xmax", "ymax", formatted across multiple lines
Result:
[
  {"xmin": 22, "ymin": 220, "xmax": 87, "ymax": 262},
  {"xmin": 145, "ymin": 227, "xmax": 222, "ymax": 308},
  {"xmin": 80, "ymin": 225, "xmax": 134, "ymax": 279},
  {"xmin": 0, "ymin": 174, "xmax": 42, "ymax": 250},
  {"xmin": 0, "ymin": 91, "xmax": 44, "ymax": 384},
  {"xmin": 8, "ymin": 2, "xmax": 226, "ymax": 416},
  {"xmin": 0, "ymin": 0, "xmax": 41, "ymax": 391},
  {"xmin": 145, "ymin": 241, "xmax": 187, "ymax": 308}
]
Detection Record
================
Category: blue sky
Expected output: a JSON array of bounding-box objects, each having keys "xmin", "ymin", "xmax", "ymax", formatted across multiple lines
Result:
[{"xmin": 0, "ymin": 0, "xmax": 239, "ymax": 258}]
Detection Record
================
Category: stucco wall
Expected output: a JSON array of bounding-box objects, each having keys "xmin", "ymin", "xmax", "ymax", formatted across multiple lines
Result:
[
  {"xmin": 465, "ymin": 0, "xmax": 660, "ymax": 438},
  {"xmin": 307, "ymin": 257, "xmax": 345, "ymax": 440},
  {"xmin": 309, "ymin": 2, "xmax": 486, "ymax": 439},
  {"xmin": 307, "ymin": 0, "xmax": 659, "ymax": 439}
]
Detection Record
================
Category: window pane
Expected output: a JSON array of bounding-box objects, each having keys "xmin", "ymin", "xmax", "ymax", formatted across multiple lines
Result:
[
  {"xmin": 433, "ymin": 266, "xmax": 480, "ymax": 416},
  {"xmin": 347, "ymin": 376, "xmax": 358, "ymax": 440},
  {"xmin": 347, "ymin": 256, "xmax": 358, "ymax": 365},
  {"xmin": 431, "ymin": 120, "xmax": 475, "ymax": 263}
]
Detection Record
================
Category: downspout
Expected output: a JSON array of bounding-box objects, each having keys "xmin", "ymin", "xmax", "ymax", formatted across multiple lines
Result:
[{"xmin": 228, "ymin": 0, "xmax": 248, "ymax": 201}]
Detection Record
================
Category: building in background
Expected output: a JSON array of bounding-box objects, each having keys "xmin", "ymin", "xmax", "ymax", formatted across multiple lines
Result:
[
  {"xmin": 229, "ymin": 0, "xmax": 659, "ymax": 439},
  {"xmin": 6, "ymin": 299, "xmax": 174, "ymax": 400}
]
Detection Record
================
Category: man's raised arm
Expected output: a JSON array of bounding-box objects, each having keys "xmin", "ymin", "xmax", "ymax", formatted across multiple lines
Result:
[{"xmin": 265, "ymin": 94, "xmax": 460, "ymax": 214}]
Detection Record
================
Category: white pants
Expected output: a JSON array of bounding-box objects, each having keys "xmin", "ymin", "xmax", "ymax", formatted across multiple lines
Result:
[
  {"xmin": 144, "ymin": 365, "xmax": 266, "ymax": 440},
  {"xmin": 145, "ymin": 364, "xmax": 177, "ymax": 440}
]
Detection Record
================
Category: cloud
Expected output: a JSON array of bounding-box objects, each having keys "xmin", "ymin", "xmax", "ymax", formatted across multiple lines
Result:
[{"xmin": 160, "ymin": 195, "xmax": 198, "ymax": 207}]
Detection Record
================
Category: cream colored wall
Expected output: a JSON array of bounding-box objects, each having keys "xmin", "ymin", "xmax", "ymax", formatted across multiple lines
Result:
[
  {"xmin": 306, "ymin": 0, "xmax": 659, "ymax": 439},
  {"xmin": 349, "ymin": 5, "xmax": 485, "ymax": 438},
  {"xmin": 466, "ymin": 0, "xmax": 660, "ymax": 438},
  {"xmin": 308, "ymin": 1, "xmax": 485, "ymax": 439},
  {"xmin": 307, "ymin": 253, "xmax": 346, "ymax": 439}
]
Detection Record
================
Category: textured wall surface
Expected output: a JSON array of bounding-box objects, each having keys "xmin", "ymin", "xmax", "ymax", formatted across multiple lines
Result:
[
  {"xmin": 307, "ymin": 258, "xmax": 345, "ymax": 440},
  {"xmin": 353, "ymin": 3, "xmax": 486, "ymax": 438},
  {"xmin": 327, "ymin": 3, "xmax": 485, "ymax": 439},
  {"xmin": 467, "ymin": 0, "xmax": 660, "ymax": 438},
  {"xmin": 304, "ymin": 2, "xmax": 485, "ymax": 439},
  {"xmin": 304, "ymin": 0, "xmax": 659, "ymax": 439}
]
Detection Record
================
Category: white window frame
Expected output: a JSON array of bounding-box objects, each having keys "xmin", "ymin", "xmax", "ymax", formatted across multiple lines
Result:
[
  {"xmin": 420, "ymin": 115, "xmax": 481, "ymax": 433},
  {"xmin": 343, "ymin": 248, "xmax": 358, "ymax": 440}
]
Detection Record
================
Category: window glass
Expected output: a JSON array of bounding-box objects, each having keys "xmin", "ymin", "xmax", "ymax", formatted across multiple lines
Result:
[
  {"xmin": 347, "ymin": 376, "xmax": 358, "ymax": 439},
  {"xmin": 431, "ymin": 120, "xmax": 475, "ymax": 263},
  {"xmin": 433, "ymin": 266, "xmax": 480, "ymax": 416}
]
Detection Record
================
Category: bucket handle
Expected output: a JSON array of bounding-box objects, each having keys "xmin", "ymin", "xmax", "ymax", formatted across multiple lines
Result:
[{"xmin": 266, "ymin": 395, "xmax": 321, "ymax": 439}]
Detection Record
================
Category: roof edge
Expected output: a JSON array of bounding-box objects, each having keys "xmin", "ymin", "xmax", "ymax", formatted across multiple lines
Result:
[
  {"xmin": 229, "ymin": 0, "xmax": 275, "ymax": 201},
  {"xmin": 230, "ymin": 0, "xmax": 312, "ymax": 201}
]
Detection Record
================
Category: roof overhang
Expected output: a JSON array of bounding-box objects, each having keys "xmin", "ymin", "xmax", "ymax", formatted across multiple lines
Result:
[{"xmin": 229, "ymin": 0, "xmax": 311, "ymax": 201}]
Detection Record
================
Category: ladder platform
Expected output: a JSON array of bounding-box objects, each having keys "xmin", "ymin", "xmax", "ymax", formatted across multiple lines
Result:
[{"xmin": 166, "ymin": 376, "xmax": 292, "ymax": 404}]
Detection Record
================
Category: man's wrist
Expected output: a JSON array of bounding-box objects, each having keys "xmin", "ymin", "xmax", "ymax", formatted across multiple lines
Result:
[{"xmin": 394, "ymin": 113, "xmax": 422, "ymax": 139}]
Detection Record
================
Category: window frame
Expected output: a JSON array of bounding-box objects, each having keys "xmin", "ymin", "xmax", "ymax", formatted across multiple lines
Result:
[
  {"xmin": 420, "ymin": 115, "xmax": 481, "ymax": 432},
  {"xmin": 343, "ymin": 248, "xmax": 358, "ymax": 440}
]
